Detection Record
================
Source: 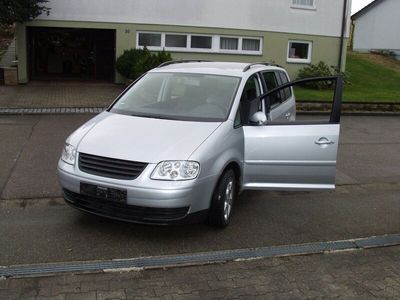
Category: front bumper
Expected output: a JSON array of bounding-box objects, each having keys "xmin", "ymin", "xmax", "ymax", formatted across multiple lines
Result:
[
  {"xmin": 57, "ymin": 160, "xmax": 217, "ymax": 224},
  {"xmin": 63, "ymin": 189, "xmax": 208, "ymax": 225}
]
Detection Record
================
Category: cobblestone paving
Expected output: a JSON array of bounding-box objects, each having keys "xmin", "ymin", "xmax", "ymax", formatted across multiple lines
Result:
[
  {"xmin": 1, "ymin": 246, "xmax": 399, "ymax": 299},
  {"xmin": 0, "ymin": 81, "xmax": 125, "ymax": 108}
]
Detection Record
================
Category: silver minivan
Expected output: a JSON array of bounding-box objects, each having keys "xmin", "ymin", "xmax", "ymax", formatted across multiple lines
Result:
[{"xmin": 58, "ymin": 61, "xmax": 342, "ymax": 227}]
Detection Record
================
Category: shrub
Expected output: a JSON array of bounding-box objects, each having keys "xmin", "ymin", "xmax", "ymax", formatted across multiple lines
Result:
[
  {"xmin": 115, "ymin": 48, "xmax": 172, "ymax": 80},
  {"xmin": 297, "ymin": 61, "xmax": 349, "ymax": 90}
]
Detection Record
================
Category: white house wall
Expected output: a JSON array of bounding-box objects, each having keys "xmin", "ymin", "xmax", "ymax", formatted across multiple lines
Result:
[
  {"xmin": 37, "ymin": 0, "xmax": 351, "ymax": 38},
  {"xmin": 353, "ymin": 0, "xmax": 400, "ymax": 51}
]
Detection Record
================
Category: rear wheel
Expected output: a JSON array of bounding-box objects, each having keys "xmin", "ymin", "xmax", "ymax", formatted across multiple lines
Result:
[{"xmin": 208, "ymin": 169, "xmax": 237, "ymax": 228}]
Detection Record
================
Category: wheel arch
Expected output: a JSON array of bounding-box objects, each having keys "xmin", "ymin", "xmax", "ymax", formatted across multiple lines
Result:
[
  {"xmin": 213, "ymin": 160, "xmax": 242, "ymax": 198},
  {"xmin": 207, "ymin": 160, "xmax": 241, "ymax": 227},
  {"xmin": 223, "ymin": 161, "xmax": 241, "ymax": 183}
]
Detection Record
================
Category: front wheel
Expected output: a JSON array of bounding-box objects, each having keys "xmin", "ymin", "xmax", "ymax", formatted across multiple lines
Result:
[{"xmin": 208, "ymin": 169, "xmax": 237, "ymax": 228}]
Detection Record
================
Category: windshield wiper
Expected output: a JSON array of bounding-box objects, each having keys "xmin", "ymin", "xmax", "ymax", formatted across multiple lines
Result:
[{"xmin": 130, "ymin": 113, "xmax": 180, "ymax": 121}]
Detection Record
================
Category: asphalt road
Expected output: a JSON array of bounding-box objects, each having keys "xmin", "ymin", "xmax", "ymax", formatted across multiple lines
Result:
[{"xmin": 0, "ymin": 115, "xmax": 399, "ymax": 266}]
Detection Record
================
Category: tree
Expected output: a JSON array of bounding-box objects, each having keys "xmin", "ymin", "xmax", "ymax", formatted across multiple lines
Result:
[{"xmin": 0, "ymin": 0, "xmax": 50, "ymax": 26}]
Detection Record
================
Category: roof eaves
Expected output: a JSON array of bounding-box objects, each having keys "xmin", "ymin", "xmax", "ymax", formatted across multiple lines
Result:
[{"xmin": 351, "ymin": 0, "xmax": 385, "ymax": 20}]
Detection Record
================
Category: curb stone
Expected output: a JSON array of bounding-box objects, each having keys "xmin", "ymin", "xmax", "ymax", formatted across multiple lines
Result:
[{"xmin": 297, "ymin": 101, "xmax": 400, "ymax": 113}]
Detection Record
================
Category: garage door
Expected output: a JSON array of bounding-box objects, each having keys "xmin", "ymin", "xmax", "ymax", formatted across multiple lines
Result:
[{"xmin": 27, "ymin": 27, "xmax": 115, "ymax": 81}]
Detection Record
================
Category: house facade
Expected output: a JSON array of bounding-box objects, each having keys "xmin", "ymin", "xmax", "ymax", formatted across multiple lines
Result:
[
  {"xmin": 16, "ymin": 0, "xmax": 352, "ymax": 84},
  {"xmin": 352, "ymin": 0, "xmax": 400, "ymax": 58}
]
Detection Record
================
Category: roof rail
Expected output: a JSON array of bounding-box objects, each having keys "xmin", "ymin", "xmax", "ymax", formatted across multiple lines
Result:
[
  {"xmin": 157, "ymin": 60, "xmax": 211, "ymax": 68},
  {"xmin": 243, "ymin": 62, "xmax": 283, "ymax": 72}
]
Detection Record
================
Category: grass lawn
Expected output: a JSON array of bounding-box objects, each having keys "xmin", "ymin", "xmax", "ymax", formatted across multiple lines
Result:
[{"xmin": 295, "ymin": 52, "xmax": 400, "ymax": 103}]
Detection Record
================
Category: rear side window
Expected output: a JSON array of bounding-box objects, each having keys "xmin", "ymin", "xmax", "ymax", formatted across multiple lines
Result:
[
  {"xmin": 278, "ymin": 71, "xmax": 292, "ymax": 101},
  {"xmin": 262, "ymin": 72, "xmax": 281, "ymax": 106}
]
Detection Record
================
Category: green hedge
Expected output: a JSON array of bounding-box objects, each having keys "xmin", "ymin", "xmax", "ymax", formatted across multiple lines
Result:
[{"xmin": 115, "ymin": 48, "xmax": 172, "ymax": 80}]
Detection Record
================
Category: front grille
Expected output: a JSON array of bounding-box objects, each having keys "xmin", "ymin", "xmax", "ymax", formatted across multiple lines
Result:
[
  {"xmin": 78, "ymin": 153, "xmax": 147, "ymax": 180},
  {"xmin": 63, "ymin": 189, "xmax": 189, "ymax": 223}
]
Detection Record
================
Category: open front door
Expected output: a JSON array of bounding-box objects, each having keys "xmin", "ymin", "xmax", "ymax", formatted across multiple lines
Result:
[{"xmin": 243, "ymin": 76, "xmax": 343, "ymax": 191}]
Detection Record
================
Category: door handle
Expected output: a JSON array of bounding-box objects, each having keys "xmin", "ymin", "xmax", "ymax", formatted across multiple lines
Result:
[{"xmin": 315, "ymin": 137, "xmax": 335, "ymax": 145}]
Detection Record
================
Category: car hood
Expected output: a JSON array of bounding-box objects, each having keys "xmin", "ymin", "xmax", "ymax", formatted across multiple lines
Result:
[{"xmin": 75, "ymin": 112, "xmax": 222, "ymax": 163}]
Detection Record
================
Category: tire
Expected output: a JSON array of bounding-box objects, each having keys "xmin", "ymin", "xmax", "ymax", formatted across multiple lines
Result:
[{"xmin": 208, "ymin": 168, "xmax": 237, "ymax": 228}]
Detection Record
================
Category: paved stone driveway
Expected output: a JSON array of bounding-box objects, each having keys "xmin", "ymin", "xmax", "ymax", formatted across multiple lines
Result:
[
  {"xmin": 0, "ymin": 81, "xmax": 125, "ymax": 108},
  {"xmin": 1, "ymin": 246, "xmax": 399, "ymax": 299}
]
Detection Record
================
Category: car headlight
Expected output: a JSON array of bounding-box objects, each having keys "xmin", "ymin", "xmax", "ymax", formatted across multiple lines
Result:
[
  {"xmin": 61, "ymin": 143, "xmax": 77, "ymax": 165},
  {"xmin": 151, "ymin": 161, "xmax": 200, "ymax": 181}
]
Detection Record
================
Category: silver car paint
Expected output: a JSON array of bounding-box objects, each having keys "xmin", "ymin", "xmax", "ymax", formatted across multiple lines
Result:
[
  {"xmin": 57, "ymin": 64, "xmax": 340, "ymax": 217},
  {"xmin": 269, "ymin": 98, "xmax": 296, "ymax": 122},
  {"xmin": 188, "ymin": 120, "xmax": 244, "ymax": 201},
  {"xmin": 66, "ymin": 112, "xmax": 108, "ymax": 146},
  {"xmin": 76, "ymin": 112, "xmax": 222, "ymax": 163},
  {"xmin": 243, "ymin": 123, "xmax": 340, "ymax": 190},
  {"xmin": 58, "ymin": 160, "xmax": 215, "ymax": 213}
]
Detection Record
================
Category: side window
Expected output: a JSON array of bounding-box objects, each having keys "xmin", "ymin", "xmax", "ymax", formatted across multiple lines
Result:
[
  {"xmin": 234, "ymin": 108, "xmax": 242, "ymax": 128},
  {"xmin": 278, "ymin": 71, "xmax": 292, "ymax": 101},
  {"xmin": 262, "ymin": 72, "xmax": 281, "ymax": 106},
  {"xmin": 242, "ymin": 75, "xmax": 261, "ymax": 100},
  {"xmin": 240, "ymin": 75, "xmax": 261, "ymax": 125}
]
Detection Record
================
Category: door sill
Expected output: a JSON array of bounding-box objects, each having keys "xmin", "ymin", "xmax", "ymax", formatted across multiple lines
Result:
[{"xmin": 243, "ymin": 183, "xmax": 335, "ymax": 191}]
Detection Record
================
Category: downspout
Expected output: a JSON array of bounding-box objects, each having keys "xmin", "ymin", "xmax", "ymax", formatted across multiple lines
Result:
[
  {"xmin": 350, "ymin": 18, "xmax": 355, "ymax": 50},
  {"xmin": 338, "ymin": 0, "xmax": 348, "ymax": 71}
]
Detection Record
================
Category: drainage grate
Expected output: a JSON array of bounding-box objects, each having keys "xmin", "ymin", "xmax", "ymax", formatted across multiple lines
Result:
[
  {"xmin": 0, "ymin": 107, "xmax": 105, "ymax": 115},
  {"xmin": 1, "ymin": 234, "xmax": 399, "ymax": 278},
  {"xmin": 354, "ymin": 234, "xmax": 400, "ymax": 249}
]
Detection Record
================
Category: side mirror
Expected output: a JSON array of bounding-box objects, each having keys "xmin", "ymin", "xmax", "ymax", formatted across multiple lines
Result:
[
  {"xmin": 250, "ymin": 111, "xmax": 267, "ymax": 126},
  {"xmin": 240, "ymin": 89, "xmax": 261, "ymax": 125}
]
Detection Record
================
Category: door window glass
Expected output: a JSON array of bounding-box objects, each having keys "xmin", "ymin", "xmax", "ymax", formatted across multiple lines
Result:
[
  {"xmin": 242, "ymin": 75, "xmax": 261, "ymax": 100},
  {"xmin": 262, "ymin": 72, "xmax": 281, "ymax": 106},
  {"xmin": 234, "ymin": 108, "xmax": 242, "ymax": 128},
  {"xmin": 278, "ymin": 71, "xmax": 292, "ymax": 101},
  {"xmin": 240, "ymin": 75, "xmax": 261, "ymax": 124}
]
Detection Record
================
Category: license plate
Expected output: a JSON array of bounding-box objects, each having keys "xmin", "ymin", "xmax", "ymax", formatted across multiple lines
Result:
[{"xmin": 80, "ymin": 182, "xmax": 127, "ymax": 202}]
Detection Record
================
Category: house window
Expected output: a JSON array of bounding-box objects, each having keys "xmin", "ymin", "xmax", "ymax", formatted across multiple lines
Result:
[
  {"xmin": 138, "ymin": 33, "xmax": 161, "ymax": 47},
  {"xmin": 287, "ymin": 40, "xmax": 312, "ymax": 63},
  {"xmin": 220, "ymin": 37, "xmax": 239, "ymax": 50},
  {"xmin": 190, "ymin": 35, "xmax": 212, "ymax": 49},
  {"xmin": 291, "ymin": 0, "xmax": 316, "ymax": 9},
  {"xmin": 136, "ymin": 31, "xmax": 262, "ymax": 55},
  {"xmin": 242, "ymin": 39, "xmax": 261, "ymax": 51},
  {"xmin": 165, "ymin": 34, "xmax": 187, "ymax": 48}
]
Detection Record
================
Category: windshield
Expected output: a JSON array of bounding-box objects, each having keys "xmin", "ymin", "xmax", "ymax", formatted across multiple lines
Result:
[{"xmin": 110, "ymin": 72, "xmax": 241, "ymax": 122}]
